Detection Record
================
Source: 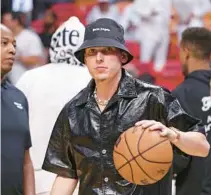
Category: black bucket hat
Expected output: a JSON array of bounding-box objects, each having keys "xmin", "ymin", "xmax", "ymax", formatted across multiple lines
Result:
[{"xmin": 74, "ymin": 18, "xmax": 133, "ymax": 65}]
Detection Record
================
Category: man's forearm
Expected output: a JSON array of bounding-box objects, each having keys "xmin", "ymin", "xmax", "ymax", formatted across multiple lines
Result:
[
  {"xmin": 135, "ymin": 120, "xmax": 210, "ymax": 158},
  {"xmin": 51, "ymin": 176, "xmax": 78, "ymax": 195},
  {"xmin": 172, "ymin": 129, "xmax": 210, "ymax": 157},
  {"xmin": 23, "ymin": 161, "xmax": 35, "ymax": 195},
  {"xmin": 18, "ymin": 56, "xmax": 43, "ymax": 67}
]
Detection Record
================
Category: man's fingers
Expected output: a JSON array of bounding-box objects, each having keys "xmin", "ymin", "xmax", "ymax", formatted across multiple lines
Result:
[
  {"xmin": 160, "ymin": 129, "xmax": 168, "ymax": 137},
  {"xmin": 135, "ymin": 120, "xmax": 171, "ymax": 139},
  {"xmin": 135, "ymin": 120, "xmax": 156, "ymax": 128},
  {"xmin": 148, "ymin": 124, "xmax": 163, "ymax": 131},
  {"xmin": 135, "ymin": 121, "xmax": 142, "ymax": 126},
  {"xmin": 135, "ymin": 120, "xmax": 147, "ymax": 126}
]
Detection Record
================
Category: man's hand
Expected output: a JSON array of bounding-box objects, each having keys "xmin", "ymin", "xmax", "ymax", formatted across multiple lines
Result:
[
  {"xmin": 135, "ymin": 120, "xmax": 210, "ymax": 157},
  {"xmin": 135, "ymin": 120, "xmax": 179, "ymax": 142}
]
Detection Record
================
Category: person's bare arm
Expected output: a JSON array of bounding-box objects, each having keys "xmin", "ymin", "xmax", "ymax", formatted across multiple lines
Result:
[
  {"xmin": 170, "ymin": 128, "xmax": 209, "ymax": 157},
  {"xmin": 51, "ymin": 176, "xmax": 78, "ymax": 195},
  {"xmin": 17, "ymin": 55, "xmax": 44, "ymax": 67},
  {"xmin": 23, "ymin": 150, "xmax": 35, "ymax": 195},
  {"xmin": 135, "ymin": 120, "xmax": 210, "ymax": 157}
]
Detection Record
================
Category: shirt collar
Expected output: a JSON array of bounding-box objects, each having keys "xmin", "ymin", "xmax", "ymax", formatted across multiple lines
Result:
[
  {"xmin": 1, "ymin": 78, "xmax": 9, "ymax": 89},
  {"xmin": 76, "ymin": 69, "xmax": 137, "ymax": 106}
]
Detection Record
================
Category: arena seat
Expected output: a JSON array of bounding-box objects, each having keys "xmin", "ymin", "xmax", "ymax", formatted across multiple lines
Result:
[
  {"xmin": 31, "ymin": 19, "xmax": 44, "ymax": 34},
  {"xmin": 51, "ymin": 3, "xmax": 76, "ymax": 12},
  {"xmin": 51, "ymin": 3, "xmax": 87, "ymax": 24},
  {"xmin": 155, "ymin": 60, "xmax": 184, "ymax": 91},
  {"xmin": 125, "ymin": 40, "xmax": 141, "ymax": 59}
]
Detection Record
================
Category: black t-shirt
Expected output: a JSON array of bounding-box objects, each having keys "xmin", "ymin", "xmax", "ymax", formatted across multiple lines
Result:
[
  {"xmin": 172, "ymin": 70, "xmax": 211, "ymax": 195},
  {"xmin": 1, "ymin": 80, "xmax": 32, "ymax": 195}
]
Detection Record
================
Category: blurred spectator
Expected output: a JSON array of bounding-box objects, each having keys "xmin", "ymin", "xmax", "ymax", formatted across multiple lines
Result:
[
  {"xmin": 121, "ymin": 0, "xmax": 172, "ymax": 72},
  {"xmin": 120, "ymin": 1, "xmax": 139, "ymax": 41},
  {"xmin": 86, "ymin": 0, "xmax": 120, "ymax": 24},
  {"xmin": 169, "ymin": 7, "xmax": 180, "ymax": 35},
  {"xmin": 12, "ymin": 0, "xmax": 33, "ymax": 26},
  {"xmin": 32, "ymin": 0, "xmax": 74, "ymax": 20},
  {"xmin": 203, "ymin": 11, "xmax": 211, "ymax": 31},
  {"xmin": 16, "ymin": 16, "xmax": 91, "ymax": 195},
  {"xmin": 2, "ymin": 11, "xmax": 45, "ymax": 84},
  {"xmin": 39, "ymin": 9, "xmax": 58, "ymax": 63},
  {"xmin": 32, "ymin": 0, "xmax": 53, "ymax": 20},
  {"xmin": 173, "ymin": 0, "xmax": 211, "ymax": 41},
  {"xmin": 167, "ymin": 7, "xmax": 180, "ymax": 59},
  {"xmin": 1, "ymin": 0, "xmax": 13, "ymax": 13},
  {"xmin": 114, "ymin": 0, "xmax": 132, "ymax": 13}
]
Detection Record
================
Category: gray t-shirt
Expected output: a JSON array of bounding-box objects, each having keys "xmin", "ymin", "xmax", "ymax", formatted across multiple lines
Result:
[{"xmin": 8, "ymin": 29, "xmax": 44, "ymax": 84}]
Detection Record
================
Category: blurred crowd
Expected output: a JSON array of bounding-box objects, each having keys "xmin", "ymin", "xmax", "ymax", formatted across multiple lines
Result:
[{"xmin": 1, "ymin": 0, "xmax": 211, "ymax": 90}]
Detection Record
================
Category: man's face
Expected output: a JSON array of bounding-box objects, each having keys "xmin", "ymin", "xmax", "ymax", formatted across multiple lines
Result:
[
  {"xmin": 203, "ymin": 13, "xmax": 211, "ymax": 31},
  {"xmin": 204, "ymin": 19, "xmax": 211, "ymax": 31},
  {"xmin": 179, "ymin": 44, "xmax": 189, "ymax": 76},
  {"xmin": 1, "ymin": 28, "xmax": 16, "ymax": 77},
  {"xmin": 99, "ymin": 2, "xmax": 109, "ymax": 12},
  {"xmin": 2, "ymin": 13, "xmax": 15, "ymax": 31},
  {"xmin": 44, "ymin": 10, "xmax": 55, "ymax": 26},
  {"xmin": 84, "ymin": 47, "xmax": 127, "ymax": 82}
]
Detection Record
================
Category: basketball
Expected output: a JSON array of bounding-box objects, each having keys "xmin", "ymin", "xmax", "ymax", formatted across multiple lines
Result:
[{"xmin": 113, "ymin": 126, "xmax": 173, "ymax": 185}]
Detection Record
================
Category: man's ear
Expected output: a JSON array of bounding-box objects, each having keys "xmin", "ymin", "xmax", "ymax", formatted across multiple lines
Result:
[
  {"xmin": 121, "ymin": 52, "xmax": 128, "ymax": 64},
  {"xmin": 184, "ymin": 47, "xmax": 190, "ymax": 61}
]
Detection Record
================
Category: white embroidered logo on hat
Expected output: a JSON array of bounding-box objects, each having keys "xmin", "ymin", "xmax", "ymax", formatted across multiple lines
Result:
[{"xmin": 93, "ymin": 28, "xmax": 111, "ymax": 32}]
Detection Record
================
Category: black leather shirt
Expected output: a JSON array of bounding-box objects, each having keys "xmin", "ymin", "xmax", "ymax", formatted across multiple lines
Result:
[{"xmin": 42, "ymin": 70, "xmax": 200, "ymax": 195}]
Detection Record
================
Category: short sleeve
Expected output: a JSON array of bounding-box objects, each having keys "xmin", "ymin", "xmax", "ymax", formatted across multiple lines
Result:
[
  {"xmin": 163, "ymin": 89, "xmax": 201, "ymax": 132},
  {"xmin": 24, "ymin": 97, "xmax": 32, "ymax": 149},
  {"xmin": 25, "ymin": 131, "xmax": 32, "ymax": 149},
  {"xmin": 42, "ymin": 105, "xmax": 78, "ymax": 179},
  {"xmin": 27, "ymin": 33, "xmax": 44, "ymax": 56}
]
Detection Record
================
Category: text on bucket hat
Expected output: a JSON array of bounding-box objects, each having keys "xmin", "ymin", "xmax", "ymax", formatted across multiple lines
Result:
[{"xmin": 74, "ymin": 18, "xmax": 133, "ymax": 65}]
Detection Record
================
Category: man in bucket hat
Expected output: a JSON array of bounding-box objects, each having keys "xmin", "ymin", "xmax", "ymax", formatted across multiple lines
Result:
[{"xmin": 42, "ymin": 18, "xmax": 209, "ymax": 195}]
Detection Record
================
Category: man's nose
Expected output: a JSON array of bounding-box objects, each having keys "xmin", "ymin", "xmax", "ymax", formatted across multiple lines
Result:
[
  {"xmin": 96, "ymin": 51, "xmax": 104, "ymax": 63},
  {"xmin": 8, "ymin": 43, "xmax": 16, "ymax": 55}
]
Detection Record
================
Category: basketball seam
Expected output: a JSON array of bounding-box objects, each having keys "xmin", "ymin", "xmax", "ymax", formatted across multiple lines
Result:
[
  {"xmin": 124, "ymin": 129, "xmax": 157, "ymax": 182},
  {"xmin": 116, "ymin": 127, "xmax": 172, "ymax": 179},
  {"xmin": 138, "ymin": 138, "xmax": 172, "ymax": 164},
  {"xmin": 113, "ymin": 150, "xmax": 135, "ymax": 183},
  {"xmin": 116, "ymin": 138, "xmax": 172, "ymax": 171}
]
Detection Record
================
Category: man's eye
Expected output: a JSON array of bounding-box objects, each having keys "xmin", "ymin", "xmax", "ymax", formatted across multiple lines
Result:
[
  {"xmin": 107, "ymin": 47, "xmax": 113, "ymax": 52},
  {"xmin": 1, "ymin": 41, "xmax": 7, "ymax": 46},
  {"xmin": 105, "ymin": 47, "xmax": 115, "ymax": 53},
  {"xmin": 88, "ymin": 49, "xmax": 96, "ymax": 55}
]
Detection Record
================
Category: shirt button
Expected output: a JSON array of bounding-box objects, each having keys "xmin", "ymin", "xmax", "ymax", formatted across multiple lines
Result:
[
  {"xmin": 102, "ymin": 149, "xmax": 107, "ymax": 154},
  {"xmin": 104, "ymin": 177, "xmax": 109, "ymax": 182}
]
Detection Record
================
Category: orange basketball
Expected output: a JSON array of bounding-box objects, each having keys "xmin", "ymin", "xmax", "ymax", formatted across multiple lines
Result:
[{"xmin": 113, "ymin": 126, "xmax": 173, "ymax": 185}]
